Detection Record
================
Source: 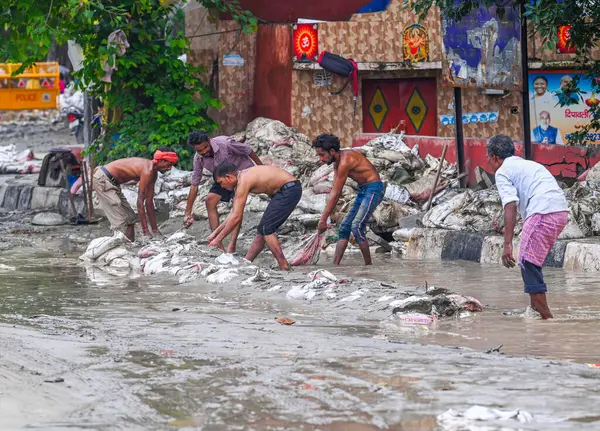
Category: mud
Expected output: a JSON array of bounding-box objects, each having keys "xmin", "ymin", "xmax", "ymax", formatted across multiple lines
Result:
[{"xmin": 1, "ymin": 221, "xmax": 600, "ymax": 430}]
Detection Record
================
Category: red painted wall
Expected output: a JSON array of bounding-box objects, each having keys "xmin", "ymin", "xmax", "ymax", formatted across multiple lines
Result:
[
  {"xmin": 353, "ymin": 133, "xmax": 600, "ymax": 185},
  {"xmin": 253, "ymin": 25, "xmax": 293, "ymax": 126},
  {"xmin": 227, "ymin": 0, "xmax": 374, "ymax": 22}
]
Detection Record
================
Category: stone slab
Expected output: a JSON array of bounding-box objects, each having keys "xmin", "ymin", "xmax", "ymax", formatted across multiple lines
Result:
[
  {"xmin": 406, "ymin": 229, "xmax": 448, "ymax": 260},
  {"xmin": 441, "ymin": 231, "xmax": 484, "ymax": 263},
  {"xmin": 0, "ymin": 185, "xmax": 6, "ymax": 208},
  {"xmin": 563, "ymin": 242, "xmax": 600, "ymax": 272},
  {"xmin": 2, "ymin": 185, "xmax": 22, "ymax": 211},
  {"xmin": 30, "ymin": 186, "xmax": 62, "ymax": 210},
  {"xmin": 480, "ymin": 236, "xmax": 522, "ymax": 266},
  {"xmin": 17, "ymin": 185, "xmax": 34, "ymax": 210},
  {"xmin": 544, "ymin": 240, "xmax": 568, "ymax": 268}
]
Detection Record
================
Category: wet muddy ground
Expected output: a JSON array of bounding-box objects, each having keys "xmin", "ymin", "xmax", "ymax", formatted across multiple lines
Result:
[{"xmin": 1, "ymin": 231, "xmax": 600, "ymax": 430}]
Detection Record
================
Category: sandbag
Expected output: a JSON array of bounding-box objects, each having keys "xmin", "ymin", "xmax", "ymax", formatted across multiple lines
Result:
[
  {"xmin": 289, "ymin": 233, "xmax": 323, "ymax": 266},
  {"xmin": 84, "ymin": 232, "xmax": 126, "ymax": 260}
]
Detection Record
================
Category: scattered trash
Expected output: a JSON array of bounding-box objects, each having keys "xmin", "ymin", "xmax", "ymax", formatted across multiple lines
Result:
[
  {"xmin": 275, "ymin": 317, "xmax": 296, "ymax": 326},
  {"xmin": 43, "ymin": 377, "xmax": 65, "ymax": 383},
  {"xmin": 438, "ymin": 405, "xmax": 534, "ymax": 430},
  {"xmin": 588, "ymin": 363, "xmax": 600, "ymax": 369},
  {"xmin": 485, "ymin": 344, "xmax": 504, "ymax": 354}
]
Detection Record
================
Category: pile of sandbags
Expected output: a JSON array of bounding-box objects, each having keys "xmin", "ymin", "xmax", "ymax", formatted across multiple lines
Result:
[
  {"xmin": 421, "ymin": 188, "xmax": 505, "ymax": 233},
  {"xmin": 0, "ymin": 143, "xmax": 42, "ymax": 175},
  {"xmin": 80, "ymin": 230, "xmax": 314, "ymax": 285}
]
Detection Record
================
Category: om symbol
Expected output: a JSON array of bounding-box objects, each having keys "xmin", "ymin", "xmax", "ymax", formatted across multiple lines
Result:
[{"xmin": 301, "ymin": 35, "xmax": 310, "ymax": 49}]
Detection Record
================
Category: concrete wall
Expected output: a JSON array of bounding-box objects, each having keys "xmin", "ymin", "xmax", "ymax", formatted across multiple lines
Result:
[{"xmin": 0, "ymin": 177, "xmax": 86, "ymax": 217}]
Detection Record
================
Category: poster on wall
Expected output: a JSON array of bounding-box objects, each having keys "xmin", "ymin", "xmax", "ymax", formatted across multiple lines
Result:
[
  {"xmin": 403, "ymin": 24, "xmax": 429, "ymax": 62},
  {"xmin": 293, "ymin": 24, "xmax": 318, "ymax": 62},
  {"xmin": 441, "ymin": 3, "xmax": 522, "ymax": 90},
  {"xmin": 529, "ymin": 71, "xmax": 600, "ymax": 145},
  {"xmin": 557, "ymin": 25, "xmax": 576, "ymax": 54}
]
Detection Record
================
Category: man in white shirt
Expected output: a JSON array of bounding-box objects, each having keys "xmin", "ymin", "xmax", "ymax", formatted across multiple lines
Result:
[{"xmin": 486, "ymin": 135, "xmax": 569, "ymax": 319}]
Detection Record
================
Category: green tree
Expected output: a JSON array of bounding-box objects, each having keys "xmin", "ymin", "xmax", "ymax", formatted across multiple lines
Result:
[
  {"xmin": 409, "ymin": 0, "xmax": 600, "ymax": 145},
  {"xmin": 1, "ymin": 0, "xmax": 257, "ymax": 169}
]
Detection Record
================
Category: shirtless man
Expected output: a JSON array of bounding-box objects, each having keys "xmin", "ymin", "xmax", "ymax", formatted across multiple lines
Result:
[
  {"xmin": 92, "ymin": 148, "xmax": 178, "ymax": 241},
  {"xmin": 207, "ymin": 163, "xmax": 302, "ymax": 270},
  {"xmin": 313, "ymin": 134, "xmax": 384, "ymax": 265}
]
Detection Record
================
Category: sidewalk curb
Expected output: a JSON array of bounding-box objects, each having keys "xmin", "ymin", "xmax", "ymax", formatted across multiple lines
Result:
[{"xmin": 404, "ymin": 228, "xmax": 600, "ymax": 271}]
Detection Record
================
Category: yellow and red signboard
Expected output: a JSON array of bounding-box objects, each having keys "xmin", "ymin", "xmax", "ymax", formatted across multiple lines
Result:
[
  {"xmin": 0, "ymin": 62, "xmax": 60, "ymax": 110},
  {"xmin": 293, "ymin": 24, "xmax": 318, "ymax": 62}
]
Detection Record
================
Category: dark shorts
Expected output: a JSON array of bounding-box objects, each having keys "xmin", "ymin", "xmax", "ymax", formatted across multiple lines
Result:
[
  {"xmin": 258, "ymin": 181, "xmax": 302, "ymax": 235},
  {"xmin": 209, "ymin": 181, "xmax": 234, "ymax": 203},
  {"xmin": 520, "ymin": 260, "xmax": 547, "ymax": 294}
]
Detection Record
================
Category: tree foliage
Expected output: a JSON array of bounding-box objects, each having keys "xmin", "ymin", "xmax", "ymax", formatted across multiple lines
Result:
[
  {"xmin": 1, "ymin": 0, "xmax": 257, "ymax": 169},
  {"xmin": 409, "ymin": 0, "xmax": 600, "ymax": 145}
]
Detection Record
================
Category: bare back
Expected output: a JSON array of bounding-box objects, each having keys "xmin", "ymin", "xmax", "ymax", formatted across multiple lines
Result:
[
  {"xmin": 338, "ymin": 149, "xmax": 380, "ymax": 185},
  {"xmin": 103, "ymin": 158, "xmax": 155, "ymax": 184},
  {"xmin": 238, "ymin": 165, "xmax": 296, "ymax": 197}
]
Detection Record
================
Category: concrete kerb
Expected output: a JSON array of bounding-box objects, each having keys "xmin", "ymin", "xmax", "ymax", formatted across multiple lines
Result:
[
  {"xmin": 405, "ymin": 227, "xmax": 600, "ymax": 272},
  {"xmin": 563, "ymin": 241, "xmax": 600, "ymax": 272},
  {"xmin": 0, "ymin": 184, "xmax": 7, "ymax": 208},
  {"xmin": 0, "ymin": 175, "xmax": 86, "ymax": 217}
]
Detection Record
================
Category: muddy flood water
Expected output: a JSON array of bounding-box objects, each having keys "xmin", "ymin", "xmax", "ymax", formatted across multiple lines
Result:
[{"xmin": 1, "ymin": 247, "xmax": 600, "ymax": 430}]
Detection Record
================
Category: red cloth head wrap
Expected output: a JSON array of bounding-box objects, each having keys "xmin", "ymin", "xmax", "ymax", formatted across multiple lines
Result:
[{"xmin": 153, "ymin": 150, "xmax": 178, "ymax": 165}]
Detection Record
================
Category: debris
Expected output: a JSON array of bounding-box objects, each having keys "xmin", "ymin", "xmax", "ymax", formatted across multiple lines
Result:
[
  {"xmin": 438, "ymin": 405, "xmax": 534, "ymax": 430},
  {"xmin": 44, "ymin": 377, "xmax": 65, "ymax": 383},
  {"xmin": 275, "ymin": 317, "xmax": 296, "ymax": 326},
  {"xmin": 31, "ymin": 212, "xmax": 66, "ymax": 226},
  {"xmin": 486, "ymin": 344, "xmax": 504, "ymax": 354}
]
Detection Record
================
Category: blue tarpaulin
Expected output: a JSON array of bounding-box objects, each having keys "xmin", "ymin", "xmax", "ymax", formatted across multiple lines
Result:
[{"xmin": 357, "ymin": 0, "xmax": 391, "ymax": 13}]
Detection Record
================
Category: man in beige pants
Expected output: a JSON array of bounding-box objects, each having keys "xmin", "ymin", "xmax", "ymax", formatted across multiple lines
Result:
[{"xmin": 93, "ymin": 148, "xmax": 178, "ymax": 241}]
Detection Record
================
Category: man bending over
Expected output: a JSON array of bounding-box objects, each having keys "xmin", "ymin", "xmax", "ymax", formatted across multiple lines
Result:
[
  {"xmin": 93, "ymin": 148, "xmax": 178, "ymax": 241},
  {"xmin": 184, "ymin": 130, "xmax": 262, "ymax": 253},
  {"xmin": 487, "ymin": 134, "xmax": 568, "ymax": 319},
  {"xmin": 208, "ymin": 163, "xmax": 302, "ymax": 270},
  {"xmin": 313, "ymin": 133, "xmax": 384, "ymax": 265}
]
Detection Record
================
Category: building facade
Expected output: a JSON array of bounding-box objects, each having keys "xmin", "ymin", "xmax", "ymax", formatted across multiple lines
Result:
[{"xmin": 186, "ymin": 0, "xmax": 598, "ymax": 148}]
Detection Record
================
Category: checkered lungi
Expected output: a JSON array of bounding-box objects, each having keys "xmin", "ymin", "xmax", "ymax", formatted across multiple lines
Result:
[{"xmin": 518, "ymin": 211, "xmax": 569, "ymax": 267}]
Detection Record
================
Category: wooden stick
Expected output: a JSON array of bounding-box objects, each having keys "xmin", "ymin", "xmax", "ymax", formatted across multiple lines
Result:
[
  {"xmin": 81, "ymin": 160, "xmax": 93, "ymax": 219},
  {"xmin": 59, "ymin": 159, "xmax": 78, "ymax": 218},
  {"xmin": 425, "ymin": 143, "xmax": 449, "ymax": 212},
  {"xmin": 88, "ymin": 156, "xmax": 95, "ymax": 215}
]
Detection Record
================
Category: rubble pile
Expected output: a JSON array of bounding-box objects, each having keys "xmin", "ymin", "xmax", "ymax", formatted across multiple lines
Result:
[
  {"xmin": 415, "ymin": 179, "xmax": 600, "ymax": 240},
  {"xmin": 124, "ymin": 118, "xmax": 460, "ymax": 246}
]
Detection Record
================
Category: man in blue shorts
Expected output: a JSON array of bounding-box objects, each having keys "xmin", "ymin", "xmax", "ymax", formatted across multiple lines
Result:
[{"xmin": 313, "ymin": 134, "xmax": 384, "ymax": 266}]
